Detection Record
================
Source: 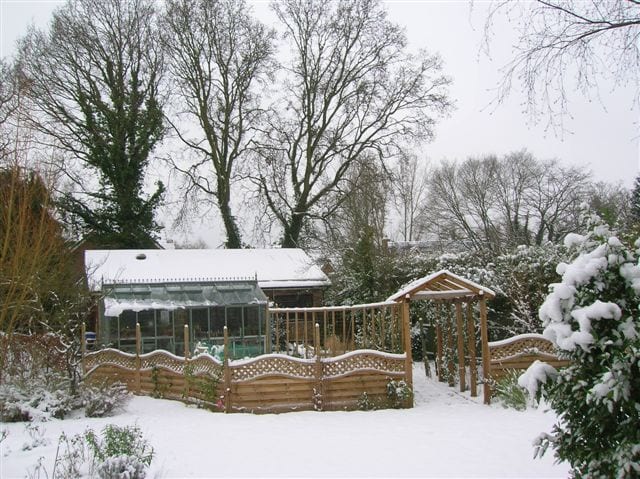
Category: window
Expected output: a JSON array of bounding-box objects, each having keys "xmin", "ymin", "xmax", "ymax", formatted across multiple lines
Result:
[
  {"xmin": 243, "ymin": 306, "xmax": 261, "ymax": 336},
  {"xmin": 119, "ymin": 311, "xmax": 136, "ymax": 339},
  {"xmin": 226, "ymin": 307, "xmax": 242, "ymax": 338},
  {"xmin": 138, "ymin": 310, "xmax": 155, "ymax": 336},
  {"xmin": 156, "ymin": 310, "xmax": 172, "ymax": 337},
  {"xmin": 191, "ymin": 308, "xmax": 209, "ymax": 341},
  {"xmin": 209, "ymin": 307, "xmax": 223, "ymax": 338}
]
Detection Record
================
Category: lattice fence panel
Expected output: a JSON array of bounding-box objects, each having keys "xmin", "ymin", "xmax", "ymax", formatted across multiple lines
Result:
[
  {"xmin": 489, "ymin": 335, "xmax": 557, "ymax": 362},
  {"xmin": 323, "ymin": 352, "xmax": 406, "ymax": 379},
  {"xmin": 85, "ymin": 349, "xmax": 136, "ymax": 372},
  {"xmin": 140, "ymin": 351, "xmax": 185, "ymax": 374},
  {"xmin": 230, "ymin": 356, "xmax": 316, "ymax": 382}
]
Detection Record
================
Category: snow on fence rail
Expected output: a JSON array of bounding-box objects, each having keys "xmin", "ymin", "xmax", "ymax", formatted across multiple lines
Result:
[
  {"xmin": 485, "ymin": 333, "xmax": 569, "ymax": 399},
  {"xmin": 82, "ymin": 314, "xmax": 412, "ymax": 413}
]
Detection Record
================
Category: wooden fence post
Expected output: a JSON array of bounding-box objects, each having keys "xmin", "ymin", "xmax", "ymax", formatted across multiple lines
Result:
[
  {"xmin": 81, "ymin": 322, "xmax": 86, "ymax": 376},
  {"xmin": 183, "ymin": 324, "xmax": 190, "ymax": 399},
  {"xmin": 223, "ymin": 326, "xmax": 232, "ymax": 413},
  {"xmin": 265, "ymin": 305, "xmax": 272, "ymax": 354},
  {"xmin": 466, "ymin": 300, "xmax": 478, "ymax": 397},
  {"xmin": 446, "ymin": 304, "xmax": 455, "ymax": 387},
  {"xmin": 135, "ymin": 323, "xmax": 141, "ymax": 394},
  {"xmin": 435, "ymin": 302, "xmax": 443, "ymax": 381},
  {"xmin": 402, "ymin": 296, "xmax": 413, "ymax": 395},
  {"xmin": 314, "ymin": 323, "xmax": 323, "ymax": 411},
  {"xmin": 455, "ymin": 301, "xmax": 466, "ymax": 392},
  {"xmin": 479, "ymin": 295, "xmax": 491, "ymax": 404},
  {"xmin": 184, "ymin": 324, "xmax": 190, "ymax": 359}
]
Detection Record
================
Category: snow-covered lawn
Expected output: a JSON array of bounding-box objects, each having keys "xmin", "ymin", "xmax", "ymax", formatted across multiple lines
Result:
[{"xmin": 1, "ymin": 363, "xmax": 569, "ymax": 478}]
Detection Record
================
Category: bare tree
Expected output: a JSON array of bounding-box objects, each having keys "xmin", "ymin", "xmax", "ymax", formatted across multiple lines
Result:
[
  {"xmin": 493, "ymin": 150, "xmax": 540, "ymax": 248},
  {"xmin": 391, "ymin": 153, "xmax": 431, "ymax": 242},
  {"xmin": 17, "ymin": 0, "xmax": 166, "ymax": 248},
  {"xmin": 427, "ymin": 152, "xmax": 589, "ymax": 253},
  {"xmin": 487, "ymin": 0, "xmax": 640, "ymax": 129},
  {"xmin": 320, "ymin": 156, "xmax": 390, "ymax": 250},
  {"xmin": 255, "ymin": 0, "xmax": 451, "ymax": 248},
  {"xmin": 162, "ymin": 0, "xmax": 275, "ymax": 248},
  {"xmin": 528, "ymin": 160, "xmax": 589, "ymax": 244}
]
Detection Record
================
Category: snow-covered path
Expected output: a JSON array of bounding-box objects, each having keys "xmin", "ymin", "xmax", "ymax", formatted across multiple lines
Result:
[{"xmin": 1, "ymin": 363, "xmax": 569, "ymax": 478}]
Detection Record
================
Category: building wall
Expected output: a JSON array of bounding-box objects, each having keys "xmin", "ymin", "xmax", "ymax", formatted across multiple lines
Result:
[{"xmin": 262, "ymin": 287, "xmax": 325, "ymax": 308}]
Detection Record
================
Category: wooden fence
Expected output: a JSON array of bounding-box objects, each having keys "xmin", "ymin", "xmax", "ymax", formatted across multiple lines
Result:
[
  {"xmin": 485, "ymin": 333, "xmax": 569, "ymax": 401},
  {"xmin": 83, "ymin": 301, "xmax": 413, "ymax": 413},
  {"xmin": 268, "ymin": 301, "xmax": 404, "ymax": 358},
  {"xmin": 83, "ymin": 342, "xmax": 408, "ymax": 413}
]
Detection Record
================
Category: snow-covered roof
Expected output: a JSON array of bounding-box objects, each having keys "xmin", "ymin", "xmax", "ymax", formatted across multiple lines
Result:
[
  {"xmin": 387, "ymin": 269, "xmax": 496, "ymax": 302},
  {"xmin": 85, "ymin": 248, "xmax": 331, "ymax": 292}
]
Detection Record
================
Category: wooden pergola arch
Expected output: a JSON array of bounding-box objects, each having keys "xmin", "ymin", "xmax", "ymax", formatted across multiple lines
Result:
[{"xmin": 388, "ymin": 270, "xmax": 496, "ymax": 403}]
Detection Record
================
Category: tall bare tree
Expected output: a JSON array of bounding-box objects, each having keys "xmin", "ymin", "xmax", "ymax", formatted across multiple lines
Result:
[
  {"xmin": 319, "ymin": 156, "xmax": 389, "ymax": 250},
  {"xmin": 162, "ymin": 0, "xmax": 275, "ymax": 248},
  {"xmin": 391, "ymin": 153, "xmax": 431, "ymax": 242},
  {"xmin": 256, "ymin": 0, "xmax": 451, "ymax": 248},
  {"xmin": 17, "ymin": 0, "xmax": 165, "ymax": 248},
  {"xmin": 427, "ymin": 151, "xmax": 589, "ymax": 253},
  {"xmin": 487, "ymin": 0, "xmax": 640, "ymax": 129}
]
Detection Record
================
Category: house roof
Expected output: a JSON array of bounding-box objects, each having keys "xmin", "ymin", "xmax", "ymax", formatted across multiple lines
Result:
[
  {"xmin": 84, "ymin": 248, "xmax": 331, "ymax": 292},
  {"xmin": 387, "ymin": 269, "xmax": 496, "ymax": 302}
]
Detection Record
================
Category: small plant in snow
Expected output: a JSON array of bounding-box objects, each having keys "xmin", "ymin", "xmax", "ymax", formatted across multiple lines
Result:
[
  {"xmin": 493, "ymin": 370, "xmax": 528, "ymax": 411},
  {"xmin": 312, "ymin": 387, "xmax": 323, "ymax": 411},
  {"xmin": 25, "ymin": 457, "xmax": 48, "ymax": 479},
  {"xmin": 21, "ymin": 423, "xmax": 49, "ymax": 451},
  {"xmin": 85, "ymin": 424, "xmax": 154, "ymax": 479},
  {"xmin": 386, "ymin": 379, "xmax": 412, "ymax": 408},
  {"xmin": 526, "ymin": 218, "xmax": 640, "ymax": 477},
  {"xmin": 51, "ymin": 431, "xmax": 87, "ymax": 478},
  {"xmin": 357, "ymin": 392, "xmax": 376, "ymax": 411},
  {"xmin": 96, "ymin": 455, "xmax": 148, "ymax": 479}
]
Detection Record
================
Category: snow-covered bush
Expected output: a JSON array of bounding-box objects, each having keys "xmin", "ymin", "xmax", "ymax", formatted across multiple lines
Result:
[
  {"xmin": 96, "ymin": 455, "xmax": 148, "ymax": 479},
  {"xmin": 529, "ymin": 219, "xmax": 640, "ymax": 477},
  {"xmin": 82, "ymin": 381, "xmax": 130, "ymax": 418},
  {"xmin": 85, "ymin": 424, "xmax": 154, "ymax": 479},
  {"xmin": 0, "ymin": 371, "xmax": 78, "ymax": 422}
]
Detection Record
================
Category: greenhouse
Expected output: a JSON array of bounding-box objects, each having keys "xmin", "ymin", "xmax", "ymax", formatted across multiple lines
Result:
[{"xmin": 98, "ymin": 280, "xmax": 269, "ymax": 358}]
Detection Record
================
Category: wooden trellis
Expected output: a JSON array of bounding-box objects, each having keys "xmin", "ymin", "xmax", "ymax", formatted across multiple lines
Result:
[{"xmin": 388, "ymin": 270, "xmax": 495, "ymax": 403}]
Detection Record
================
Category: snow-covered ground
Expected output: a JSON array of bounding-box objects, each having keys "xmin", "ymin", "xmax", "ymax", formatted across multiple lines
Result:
[{"xmin": 1, "ymin": 363, "xmax": 569, "ymax": 478}]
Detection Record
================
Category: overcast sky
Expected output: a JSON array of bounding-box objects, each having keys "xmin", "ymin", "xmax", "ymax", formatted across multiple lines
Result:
[{"xmin": 1, "ymin": 0, "xmax": 638, "ymax": 244}]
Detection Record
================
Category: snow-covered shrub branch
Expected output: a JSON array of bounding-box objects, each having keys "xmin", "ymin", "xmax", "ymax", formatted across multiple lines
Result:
[{"xmin": 528, "ymin": 218, "xmax": 640, "ymax": 477}]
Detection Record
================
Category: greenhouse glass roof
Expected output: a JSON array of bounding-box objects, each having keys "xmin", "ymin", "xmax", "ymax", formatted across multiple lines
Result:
[{"xmin": 102, "ymin": 280, "xmax": 268, "ymax": 317}]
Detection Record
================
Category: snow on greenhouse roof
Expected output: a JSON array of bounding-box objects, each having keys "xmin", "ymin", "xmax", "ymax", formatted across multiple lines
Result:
[{"xmin": 85, "ymin": 248, "xmax": 331, "ymax": 292}]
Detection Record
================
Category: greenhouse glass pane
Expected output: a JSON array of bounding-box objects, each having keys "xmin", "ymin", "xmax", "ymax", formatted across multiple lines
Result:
[
  {"xmin": 210, "ymin": 307, "xmax": 225, "ymax": 338},
  {"xmin": 244, "ymin": 306, "xmax": 261, "ymax": 336},
  {"xmin": 191, "ymin": 308, "xmax": 209, "ymax": 340},
  {"xmin": 226, "ymin": 307, "xmax": 242, "ymax": 337},
  {"xmin": 156, "ymin": 310, "xmax": 173, "ymax": 338},
  {"xmin": 174, "ymin": 309, "xmax": 188, "ymax": 356},
  {"xmin": 120, "ymin": 311, "xmax": 136, "ymax": 339},
  {"xmin": 138, "ymin": 310, "xmax": 155, "ymax": 337}
]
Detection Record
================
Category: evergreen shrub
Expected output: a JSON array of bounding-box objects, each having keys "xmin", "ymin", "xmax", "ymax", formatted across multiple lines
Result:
[{"xmin": 527, "ymin": 218, "xmax": 640, "ymax": 477}]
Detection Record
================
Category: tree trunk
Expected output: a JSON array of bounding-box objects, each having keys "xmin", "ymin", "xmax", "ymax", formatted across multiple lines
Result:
[
  {"xmin": 281, "ymin": 213, "xmax": 305, "ymax": 248},
  {"xmin": 219, "ymin": 199, "xmax": 242, "ymax": 249}
]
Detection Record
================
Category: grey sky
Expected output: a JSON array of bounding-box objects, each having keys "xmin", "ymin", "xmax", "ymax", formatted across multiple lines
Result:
[
  {"xmin": 1, "ymin": 0, "xmax": 638, "ymax": 245},
  {"xmin": 2, "ymin": 0, "xmax": 637, "ymax": 189}
]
